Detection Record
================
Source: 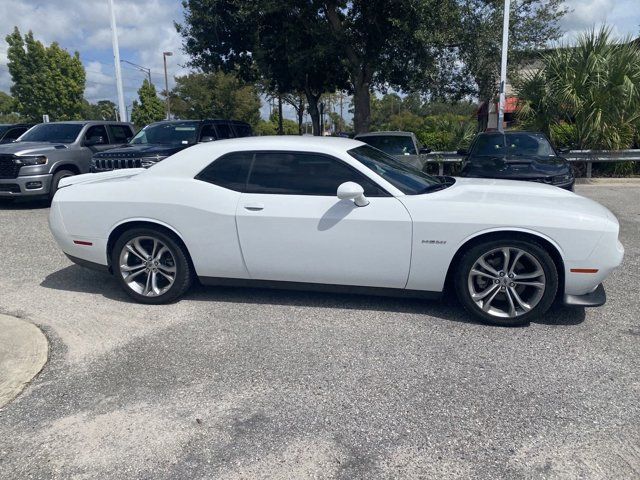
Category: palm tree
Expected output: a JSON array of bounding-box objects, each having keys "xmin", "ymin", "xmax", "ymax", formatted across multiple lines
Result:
[{"xmin": 516, "ymin": 27, "xmax": 640, "ymax": 150}]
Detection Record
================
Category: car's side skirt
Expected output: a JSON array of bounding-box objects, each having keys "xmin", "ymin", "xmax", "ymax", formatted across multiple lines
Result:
[{"xmin": 198, "ymin": 276, "xmax": 442, "ymax": 300}]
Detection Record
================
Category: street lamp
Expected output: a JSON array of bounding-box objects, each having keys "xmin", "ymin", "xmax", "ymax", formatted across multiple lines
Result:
[
  {"xmin": 163, "ymin": 51, "xmax": 173, "ymax": 120},
  {"xmin": 121, "ymin": 59, "xmax": 151, "ymax": 84}
]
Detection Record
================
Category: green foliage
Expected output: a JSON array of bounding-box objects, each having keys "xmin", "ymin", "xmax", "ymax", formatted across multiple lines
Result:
[
  {"xmin": 5, "ymin": 27, "xmax": 85, "ymax": 121},
  {"xmin": 458, "ymin": 0, "xmax": 566, "ymax": 103},
  {"xmin": 0, "ymin": 91, "xmax": 21, "ymax": 123},
  {"xmin": 170, "ymin": 72, "xmax": 261, "ymax": 126},
  {"xmin": 516, "ymin": 27, "xmax": 640, "ymax": 150},
  {"xmin": 131, "ymin": 79, "xmax": 165, "ymax": 128},
  {"xmin": 81, "ymin": 100, "xmax": 117, "ymax": 121},
  {"xmin": 254, "ymin": 115, "xmax": 299, "ymax": 136}
]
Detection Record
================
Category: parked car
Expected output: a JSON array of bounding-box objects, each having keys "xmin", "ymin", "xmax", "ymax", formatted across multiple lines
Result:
[
  {"xmin": 354, "ymin": 131, "xmax": 431, "ymax": 169},
  {"xmin": 49, "ymin": 136, "xmax": 623, "ymax": 327},
  {"xmin": 0, "ymin": 123, "xmax": 36, "ymax": 144},
  {"xmin": 0, "ymin": 121, "xmax": 134, "ymax": 200},
  {"xmin": 459, "ymin": 131, "xmax": 575, "ymax": 190},
  {"xmin": 91, "ymin": 119, "xmax": 253, "ymax": 172}
]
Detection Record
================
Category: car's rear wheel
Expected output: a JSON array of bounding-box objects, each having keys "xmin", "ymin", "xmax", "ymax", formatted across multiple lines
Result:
[
  {"xmin": 455, "ymin": 239, "xmax": 558, "ymax": 326},
  {"xmin": 111, "ymin": 227, "xmax": 193, "ymax": 304}
]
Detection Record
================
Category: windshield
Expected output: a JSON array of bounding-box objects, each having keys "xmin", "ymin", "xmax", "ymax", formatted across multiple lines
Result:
[
  {"xmin": 358, "ymin": 135, "xmax": 416, "ymax": 156},
  {"xmin": 130, "ymin": 121, "xmax": 199, "ymax": 145},
  {"xmin": 471, "ymin": 132, "xmax": 556, "ymax": 157},
  {"xmin": 18, "ymin": 123, "xmax": 82, "ymax": 143},
  {"xmin": 348, "ymin": 145, "xmax": 441, "ymax": 195}
]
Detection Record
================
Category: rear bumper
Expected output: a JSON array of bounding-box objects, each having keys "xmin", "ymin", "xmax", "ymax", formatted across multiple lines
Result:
[
  {"xmin": 65, "ymin": 254, "xmax": 111, "ymax": 274},
  {"xmin": 564, "ymin": 283, "xmax": 606, "ymax": 307},
  {"xmin": 0, "ymin": 174, "xmax": 52, "ymax": 196}
]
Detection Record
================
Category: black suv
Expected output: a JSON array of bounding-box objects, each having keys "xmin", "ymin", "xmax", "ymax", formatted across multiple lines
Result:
[
  {"xmin": 0, "ymin": 123, "xmax": 36, "ymax": 144},
  {"xmin": 91, "ymin": 119, "xmax": 253, "ymax": 172},
  {"xmin": 459, "ymin": 131, "xmax": 574, "ymax": 190}
]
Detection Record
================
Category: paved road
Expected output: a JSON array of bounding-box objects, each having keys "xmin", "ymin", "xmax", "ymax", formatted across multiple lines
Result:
[{"xmin": 0, "ymin": 186, "xmax": 638, "ymax": 479}]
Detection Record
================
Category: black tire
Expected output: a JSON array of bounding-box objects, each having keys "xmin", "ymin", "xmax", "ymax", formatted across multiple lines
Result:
[
  {"xmin": 49, "ymin": 169, "xmax": 75, "ymax": 201},
  {"xmin": 455, "ymin": 239, "xmax": 558, "ymax": 326},
  {"xmin": 111, "ymin": 227, "xmax": 194, "ymax": 304}
]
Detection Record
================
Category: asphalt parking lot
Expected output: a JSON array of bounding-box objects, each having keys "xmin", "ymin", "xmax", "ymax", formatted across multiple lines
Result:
[{"xmin": 0, "ymin": 185, "xmax": 638, "ymax": 479}]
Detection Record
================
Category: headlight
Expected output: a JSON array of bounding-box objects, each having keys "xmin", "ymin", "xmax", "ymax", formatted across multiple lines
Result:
[
  {"xmin": 15, "ymin": 155, "xmax": 48, "ymax": 166},
  {"xmin": 552, "ymin": 174, "xmax": 572, "ymax": 185},
  {"xmin": 141, "ymin": 155, "xmax": 168, "ymax": 168}
]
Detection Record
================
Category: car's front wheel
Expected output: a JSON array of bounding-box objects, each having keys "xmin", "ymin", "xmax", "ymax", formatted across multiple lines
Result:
[
  {"xmin": 455, "ymin": 239, "xmax": 558, "ymax": 326},
  {"xmin": 111, "ymin": 227, "xmax": 194, "ymax": 304}
]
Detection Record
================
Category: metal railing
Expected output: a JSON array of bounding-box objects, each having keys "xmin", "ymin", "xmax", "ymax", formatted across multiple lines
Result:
[{"xmin": 400, "ymin": 150, "xmax": 640, "ymax": 177}]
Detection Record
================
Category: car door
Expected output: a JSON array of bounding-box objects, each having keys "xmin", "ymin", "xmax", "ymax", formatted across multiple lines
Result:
[{"xmin": 235, "ymin": 151, "xmax": 413, "ymax": 288}]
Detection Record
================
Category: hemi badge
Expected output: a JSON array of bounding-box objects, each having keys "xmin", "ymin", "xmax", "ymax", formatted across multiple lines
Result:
[
  {"xmin": 73, "ymin": 240, "xmax": 93, "ymax": 246},
  {"xmin": 570, "ymin": 268, "xmax": 599, "ymax": 273}
]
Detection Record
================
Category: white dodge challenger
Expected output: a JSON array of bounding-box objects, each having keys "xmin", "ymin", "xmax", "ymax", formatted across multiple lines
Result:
[{"xmin": 49, "ymin": 136, "xmax": 624, "ymax": 326}]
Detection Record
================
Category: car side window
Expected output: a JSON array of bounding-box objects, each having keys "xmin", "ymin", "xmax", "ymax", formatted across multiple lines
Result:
[
  {"xmin": 195, "ymin": 152, "xmax": 253, "ymax": 192},
  {"xmin": 4, "ymin": 127, "xmax": 27, "ymax": 141},
  {"xmin": 215, "ymin": 123, "xmax": 234, "ymax": 139},
  {"xmin": 85, "ymin": 125, "xmax": 109, "ymax": 144},
  {"xmin": 109, "ymin": 125, "xmax": 133, "ymax": 144},
  {"xmin": 246, "ymin": 152, "xmax": 387, "ymax": 196},
  {"xmin": 233, "ymin": 124, "xmax": 252, "ymax": 137},
  {"xmin": 200, "ymin": 124, "xmax": 218, "ymax": 141}
]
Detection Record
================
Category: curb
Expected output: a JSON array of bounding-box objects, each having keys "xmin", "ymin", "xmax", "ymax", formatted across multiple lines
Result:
[
  {"xmin": 576, "ymin": 178, "xmax": 640, "ymax": 186},
  {"xmin": 0, "ymin": 314, "xmax": 48, "ymax": 409}
]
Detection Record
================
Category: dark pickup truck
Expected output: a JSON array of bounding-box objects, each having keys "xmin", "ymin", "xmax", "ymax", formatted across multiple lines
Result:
[{"xmin": 91, "ymin": 119, "xmax": 253, "ymax": 172}]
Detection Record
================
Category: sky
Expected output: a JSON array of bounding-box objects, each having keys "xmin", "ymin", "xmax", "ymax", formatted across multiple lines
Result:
[{"xmin": 0, "ymin": 0, "xmax": 638, "ymax": 121}]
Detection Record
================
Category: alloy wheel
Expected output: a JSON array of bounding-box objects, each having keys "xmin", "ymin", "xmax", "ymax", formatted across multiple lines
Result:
[
  {"xmin": 467, "ymin": 247, "xmax": 546, "ymax": 319},
  {"xmin": 118, "ymin": 236, "xmax": 177, "ymax": 297}
]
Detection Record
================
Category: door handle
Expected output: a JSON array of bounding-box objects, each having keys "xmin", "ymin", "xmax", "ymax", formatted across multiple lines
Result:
[{"xmin": 244, "ymin": 204, "xmax": 264, "ymax": 211}]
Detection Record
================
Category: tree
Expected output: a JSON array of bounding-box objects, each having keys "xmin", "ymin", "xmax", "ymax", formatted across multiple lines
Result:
[
  {"xmin": 169, "ymin": 71, "xmax": 261, "ymax": 126},
  {"xmin": 458, "ymin": 0, "xmax": 566, "ymax": 106},
  {"xmin": 516, "ymin": 27, "xmax": 640, "ymax": 150},
  {"xmin": 321, "ymin": 0, "xmax": 460, "ymax": 133},
  {"xmin": 81, "ymin": 100, "xmax": 117, "ymax": 120},
  {"xmin": 5, "ymin": 27, "xmax": 85, "ymax": 121},
  {"xmin": 178, "ymin": 0, "xmax": 350, "ymax": 135},
  {"xmin": 0, "ymin": 91, "xmax": 21, "ymax": 123},
  {"xmin": 130, "ymin": 79, "xmax": 165, "ymax": 128}
]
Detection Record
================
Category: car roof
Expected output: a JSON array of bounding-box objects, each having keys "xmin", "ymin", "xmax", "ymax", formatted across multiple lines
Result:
[
  {"xmin": 145, "ymin": 119, "xmax": 251, "ymax": 125},
  {"xmin": 36, "ymin": 121, "xmax": 133, "ymax": 126},
  {"xmin": 355, "ymin": 131, "xmax": 414, "ymax": 138},
  {"xmin": 145, "ymin": 135, "xmax": 367, "ymax": 178}
]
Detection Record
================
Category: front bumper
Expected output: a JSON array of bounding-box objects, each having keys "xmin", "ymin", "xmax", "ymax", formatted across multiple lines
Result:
[
  {"xmin": 0, "ymin": 174, "xmax": 53, "ymax": 197},
  {"xmin": 564, "ymin": 283, "xmax": 606, "ymax": 307}
]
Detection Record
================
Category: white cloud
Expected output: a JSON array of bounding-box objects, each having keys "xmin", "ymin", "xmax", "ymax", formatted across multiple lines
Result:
[
  {"xmin": 560, "ymin": 0, "xmax": 639, "ymax": 42},
  {"xmin": 0, "ymin": 0, "xmax": 190, "ymax": 107}
]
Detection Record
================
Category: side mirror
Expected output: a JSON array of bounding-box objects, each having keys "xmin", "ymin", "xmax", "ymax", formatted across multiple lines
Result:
[
  {"xmin": 557, "ymin": 147, "xmax": 571, "ymax": 154},
  {"xmin": 200, "ymin": 136, "xmax": 216, "ymax": 143},
  {"xmin": 457, "ymin": 148, "xmax": 469, "ymax": 156},
  {"xmin": 337, "ymin": 181, "xmax": 369, "ymax": 207},
  {"xmin": 419, "ymin": 147, "xmax": 432, "ymax": 154},
  {"xmin": 85, "ymin": 136, "xmax": 105, "ymax": 146}
]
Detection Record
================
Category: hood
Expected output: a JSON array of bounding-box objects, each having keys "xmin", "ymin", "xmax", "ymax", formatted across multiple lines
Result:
[
  {"xmin": 435, "ymin": 177, "xmax": 617, "ymax": 226},
  {"xmin": 462, "ymin": 155, "xmax": 570, "ymax": 179},
  {"xmin": 0, "ymin": 141, "xmax": 70, "ymax": 156},
  {"xmin": 94, "ymin": 143, "xmax": 188, "ymax": 158}
]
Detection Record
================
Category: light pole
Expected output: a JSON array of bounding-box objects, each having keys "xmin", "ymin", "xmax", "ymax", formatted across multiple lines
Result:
[
  {"xmin": 497, "ymin": 0, "xmax": 511, "ymax": 132},
  {"xmin": 163, "ymin": 51, "xmax": 173, "ymax": 120},
  {"xmin": 107, "ymin": 0, "xmax": 126, "ymax": 122},
  {"xmin": 121, "ymin": 59, "xmax": 151, "ymax": 84}
]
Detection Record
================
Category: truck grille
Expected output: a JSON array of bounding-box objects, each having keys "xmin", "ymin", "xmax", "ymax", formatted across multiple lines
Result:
[
  {"xmin": 0, "ymin": 155, "xmax": 21, "ymax": 179},
  {"xmin": 93, "ymin": 157, "xmax": 142, "ymax": 171}
]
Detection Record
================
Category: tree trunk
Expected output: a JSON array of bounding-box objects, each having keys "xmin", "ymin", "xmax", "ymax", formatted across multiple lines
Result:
[
  {"xmin": 297, "ymin": 96, "xmax": 305, "ymax": 135},
  {"xmin": 306, "ymin": 91, "xmax": 321, "ymax": 136},
  {"xmin": 277, "ymin": 95, "xmax": 284, "ymax": 135},
  {"xmin": 352, "ymin": 68, "xmax": 372, "ymax": 134}
]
